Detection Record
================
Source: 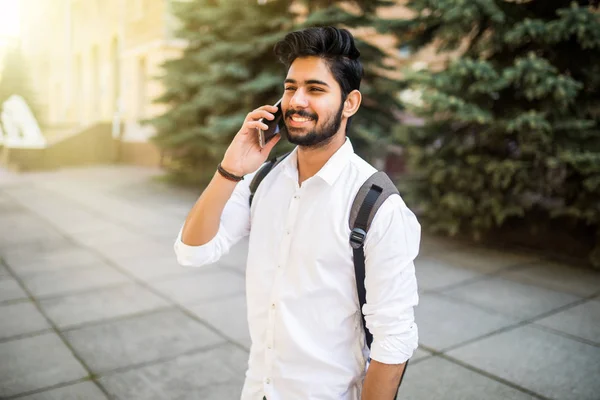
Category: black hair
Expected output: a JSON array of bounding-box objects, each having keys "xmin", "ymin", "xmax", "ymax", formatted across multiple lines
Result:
[{"xmin": 274, "ymin": 26, "xmax": 364, "ymax": 100}]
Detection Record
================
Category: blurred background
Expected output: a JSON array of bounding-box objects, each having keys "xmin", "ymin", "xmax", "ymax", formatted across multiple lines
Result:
[{"xmin": 0, "ymin": 1, "xmax": 599, "ymax": 399}]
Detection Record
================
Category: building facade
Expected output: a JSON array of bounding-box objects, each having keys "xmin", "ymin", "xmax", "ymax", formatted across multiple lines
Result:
[{"xmin": 19, "ymin": 0, "xmax": 185, "ymax": 165}]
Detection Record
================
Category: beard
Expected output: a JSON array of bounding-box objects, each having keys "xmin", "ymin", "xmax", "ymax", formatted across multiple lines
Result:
[{"xmin": 283, "ymin": 101, "xmax": 344, "ymax": 149}]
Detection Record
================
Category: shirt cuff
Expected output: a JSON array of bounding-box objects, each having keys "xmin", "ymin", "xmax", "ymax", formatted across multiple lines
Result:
[
  {"xmin": 369, "ymin": 323, "xmax": 419, "ymax": 365},
  {"xmin": 173, "ymin": 226, "xmax": 221, "ymax": 267}
]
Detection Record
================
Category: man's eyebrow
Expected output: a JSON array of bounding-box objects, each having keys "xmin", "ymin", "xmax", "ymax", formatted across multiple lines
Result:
[{"xmin": 284, "ymin": 79, "xmax": 330, "ymax": 88}]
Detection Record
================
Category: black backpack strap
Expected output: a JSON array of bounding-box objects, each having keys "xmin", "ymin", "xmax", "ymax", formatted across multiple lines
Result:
[
  {"xmin": 349, "ymin": 171, "xmax": 400, "ymax": 349},
  {"xmin": 249, "ymin": 152, "xmax": 291, "ymax": 206},
  {"xmin": 349, "ymin": 171, "xmax": 409, "ymax": 394}
]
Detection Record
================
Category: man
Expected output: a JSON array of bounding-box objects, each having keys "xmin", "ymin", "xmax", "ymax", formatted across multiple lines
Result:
[{"xmin": 175, "ymin": 26, "xmax": 420, "ymax": 400}]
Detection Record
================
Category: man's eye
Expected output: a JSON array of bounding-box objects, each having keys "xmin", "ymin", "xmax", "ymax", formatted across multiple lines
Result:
[
  {"xmin": 310, "ymin": 87, "xmax": 324, "ymax": 92},
  {"xmin": 284, "ymin": 87, "xmax": 296, "ymax": 91}
]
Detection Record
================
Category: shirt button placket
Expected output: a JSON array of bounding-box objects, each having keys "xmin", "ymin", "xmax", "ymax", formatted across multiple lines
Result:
[{"xmin": 265, "ymin": 189, "xmax": 301, "ymax": 385}]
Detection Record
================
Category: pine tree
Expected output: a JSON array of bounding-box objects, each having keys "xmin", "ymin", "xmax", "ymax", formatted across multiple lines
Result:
[
  {"xmin": 150, "ymin": 0, "xmax": 293, "ymax": 185},
  {"xmin": 391, "ymin": 1, "xmax": 600, "ymax": 265},
  {"xmin": 150, "ymin": 0, "xmax": 406, "ymax": 185}
]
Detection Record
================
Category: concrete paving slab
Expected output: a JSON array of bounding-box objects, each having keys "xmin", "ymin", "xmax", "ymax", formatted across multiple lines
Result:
[
  {"xmin": 0, "ymin": 198, "xmax": 24, "ymax": 214},
  {"xmin": 38, "ymin": 283, "xmax": 169, "ymax": 329},
  {"xmin": 418, "ymin": 234, "xmax": 467, "ymax": 257},
  {"xmin": 96, "ymin": 240, "xmax": 176, "ymax": 265},
  {"xmin": 219, "ymin": 238, "xmax": 250, "ymax": 271},
  {"xmin": 535, "ymin": 299, "xmax": 600, "ymax": 345},
  {"xmin": 99, "ymin": 343, "xmax": 247, "ymax": 400},
  {"xmin": 0, "ymin": 301, "xmax": 50, "ymax": 340},
  {"xmin": 113, "ymin": 255, "xmax": 206, "ymax": 281},
  {"xmin": 416, "ymin": 293, "xmax": 518, "ymax": 351},
  {"xmin": 165, "ymin": 380, "xmax": 245, "ymax": 400},
  {"xmin": 410, "ymin": 348, "xmax": 431, "ymax": 362},
  {"xmin": 447, "ymin": 325, "xmax": 600, "ymax": 400},
  {"xmin": 20, "ymin": 264, "xmax": 131, "ymax": 298},
  {"xmin": 17, "ymin": 381, "xmax": 108, "ymax": 400},
  {"xmin": 187, "ymin": 294, "xmax": 251, "ymax": 349},
  {"xmin": 434, "ymin": 247, "xmax": 539, "ymax": 274},
  {"xmin": 74, "ymin": 228, "xmax": 145, "ymax": 249},
  {"xmin": 440, "ymin": 276, "xmax": 581, "ymax": 320},
  {"xmin": 60, "ymin": 218, "xmax": 125, "ymax": 237},
  {"xmin": 4, "ymin": 248, "xmax": 108, "ymax": 277},
  {"xmin": 0, "ymin": 278, "xmax": 28, "ymax": 302},
  {"xmin": 0, "ymin": 263, "xmax": 11, "ymax": 280},
  {"xmin": 64, "ymin": 309, "xmax": 226, "ymax": 373},
  {"xmin": 414, "ymin": 255, "xmax": 482, "ymax": 292},
  {"xmin": 0, "ymin": 332, "xmax": 88, "ymax": 398},
  {"xmin": 150, "ymin": 269, "xmax": 245, "ymax": 305},
  {"xmin": 0, "ymin": 238, "xmax": 76, "ymax": 262},
  {"xmin": 0, "ymin": 214, "xmax": 65, "ymax": 249},
  {"xmin": 500, "ymin": 261, "xmax": 600, "ymax": 297},
  {"xmin": 398, "ymin": 356, "xmax": 537, "ymax": 400}
]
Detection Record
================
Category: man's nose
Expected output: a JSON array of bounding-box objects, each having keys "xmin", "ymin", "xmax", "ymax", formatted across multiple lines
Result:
[{"xmin": 289, "ymin": 89, "xmax": 309, "ymax": 109}]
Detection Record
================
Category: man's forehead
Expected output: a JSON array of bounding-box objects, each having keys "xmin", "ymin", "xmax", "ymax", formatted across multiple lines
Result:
[{"xmin": 285, "ymin": 56, "xmax": 336, "ymax": 85}]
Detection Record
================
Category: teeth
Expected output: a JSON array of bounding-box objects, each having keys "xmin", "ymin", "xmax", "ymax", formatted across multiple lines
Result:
[{"xmin": 291, "ymin": 116, "xmax": 311, "ymax": 122}]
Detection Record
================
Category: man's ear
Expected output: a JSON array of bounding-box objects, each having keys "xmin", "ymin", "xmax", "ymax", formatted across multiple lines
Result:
[{"xmin": 343, "ymin": 90, "xmax": 362, "ymax": 118}]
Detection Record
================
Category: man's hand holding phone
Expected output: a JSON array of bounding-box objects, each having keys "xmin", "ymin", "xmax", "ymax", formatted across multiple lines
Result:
[{"xmin": 220, "ymin": 103, "xmax": 282, "ymax": 178}]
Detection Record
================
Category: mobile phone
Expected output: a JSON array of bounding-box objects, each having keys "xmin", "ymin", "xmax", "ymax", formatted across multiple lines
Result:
[{"xmin": 258, "ymin": 99, "xmax": 282, "ymax": 148}]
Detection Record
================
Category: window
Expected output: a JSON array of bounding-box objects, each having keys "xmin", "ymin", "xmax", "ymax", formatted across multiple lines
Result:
[
  {"xmin": 111, "ymin": 37, "xmax": 120, "ymax": 114},
  {"xmin": 137, "ymin": 57, "xmax": 147, "ymax": 120},
  {"xmin": 91, "ymin": 45, "xmax": 100, "ymax": 119}
]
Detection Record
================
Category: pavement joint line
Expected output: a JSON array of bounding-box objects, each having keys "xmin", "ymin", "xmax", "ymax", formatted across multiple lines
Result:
[
  {"xmin": 409, "ymin": 345, "xmax": 551, "ymax": 400},
  {"xmin": 13, "ymin": 280, "xmax": 137, "ymax": 303},
  {"xmin": 23, "ymin": 183, "xmax": 185, "ymax": 238},
  {"xmin": 56, "ymin": 305, "xmax": 178, "ymax": 333},
  {"xmin": 0, "ymin": 328, "xmax": 54, "ymax": 345},
  {"xmin": 93, "ymin": 341, "xmax": 243, "ymax": 378},
  {"xmin": 2, "ymin": 191, "xmax": 255, "ymax": 359},
  {"xmin": 428, "ymin": 293, "xmax": 600, "ymax": 355},
  {"xmin": 419, "ymin": 260, "xmax": 541, "ymax": 295},
  {"xmin": 3, "ymin": 186, "xmax": 161, "ymax": 244},
  {"xmin": 0, "ymin": 257, "xmax": 115, "ymax": 400},
  {"xmin": 2, "ymin": 260, "xmax": 110, "ymax": 276},
  {"xmin": 530, "ymin": 323, "xmax": 600, "ymax": 348},
  {"xmin": 0, "ymin": 297, "xmax": 32, "ymax": 307},
  {"xmin": 435, "ymin": 353, "xmax": 553, "ymax": 400},
  {"xmin": 3, "ymin": 377, "xmax": 101, "ymax": 400},
  {"xmin": 430, "ymin": 288, "xmax": 582, "ymax": 323}
]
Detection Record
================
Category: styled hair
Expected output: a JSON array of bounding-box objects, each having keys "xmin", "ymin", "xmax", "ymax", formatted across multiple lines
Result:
[{"xmin": 273, "ymin": 26, "xmax": 364, "ymax": 100}]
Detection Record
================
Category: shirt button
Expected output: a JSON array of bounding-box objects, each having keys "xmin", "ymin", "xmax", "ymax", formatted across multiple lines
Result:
[
  {"xmin": 271, "ymin": 303, "xmax": 276, "ymax": 309},
  {"xmin": 266, "ymin": 378, "xmax": 271, "ymax": 384}
]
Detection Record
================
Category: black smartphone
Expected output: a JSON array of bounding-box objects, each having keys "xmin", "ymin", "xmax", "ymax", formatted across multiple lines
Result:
[{"xmin": 258, "ymin": 99, "xmax": 282, "ymax": 148}]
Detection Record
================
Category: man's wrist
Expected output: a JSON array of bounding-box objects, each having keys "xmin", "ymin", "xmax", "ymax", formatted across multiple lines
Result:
[{"xmin": 217, "ymin": 163, "xmax": 244, "ymax": 182}]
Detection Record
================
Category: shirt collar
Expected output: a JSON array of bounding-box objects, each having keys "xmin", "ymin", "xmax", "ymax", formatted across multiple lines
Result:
[{"xmin": 281, "ymin": 138, "xmax": 354, "ymax": 186}]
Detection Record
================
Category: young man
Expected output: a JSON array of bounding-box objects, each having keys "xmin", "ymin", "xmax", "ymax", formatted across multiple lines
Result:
[{"xmin": 175, "ymin": 26, "xmax": 420, "ymax": 400}]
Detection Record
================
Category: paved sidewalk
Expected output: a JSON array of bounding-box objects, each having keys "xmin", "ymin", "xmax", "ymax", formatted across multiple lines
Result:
[{"xmin": 1, "ymin": 165, "xmax": 599, "ymax": 400}]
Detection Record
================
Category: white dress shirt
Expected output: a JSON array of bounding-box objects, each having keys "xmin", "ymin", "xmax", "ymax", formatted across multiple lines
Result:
[{"xmin": 175, "ymin": 138, "xmax": 420, "ymax": 400}]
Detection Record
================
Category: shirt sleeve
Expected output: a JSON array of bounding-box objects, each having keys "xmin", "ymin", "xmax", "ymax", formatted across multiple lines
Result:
[
  {"xmin": 362, "ymin": 194, "xmax": 420, "ymax": 364},
  {"xmin": 174, "ymin": 172, "xmax": 253, "ymax": 268}
]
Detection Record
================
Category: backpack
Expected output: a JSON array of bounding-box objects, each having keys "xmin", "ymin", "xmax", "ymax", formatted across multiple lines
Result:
[{"xmin": 249, "ymin": 152, "xmax": 409, "ymax": 393}]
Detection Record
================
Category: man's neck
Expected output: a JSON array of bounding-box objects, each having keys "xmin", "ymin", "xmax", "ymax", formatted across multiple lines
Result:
[{"xmin": 296, "ymin": 132, "xmax": 346, "ymax": 185}]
